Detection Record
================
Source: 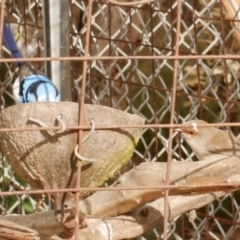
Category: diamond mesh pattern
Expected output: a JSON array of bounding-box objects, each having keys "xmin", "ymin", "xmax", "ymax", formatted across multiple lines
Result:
[{"xmin": 1, "ymin": 0, "xmax": 240, "ymax": 239}]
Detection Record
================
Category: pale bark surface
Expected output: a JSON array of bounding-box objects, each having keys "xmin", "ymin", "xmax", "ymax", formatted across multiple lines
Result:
[
  {"xmin": 0, "ymin": 102, "xmax": 144, "ymax": 216},
  {"xmin": 1, "ymin": 157, "xmax": 239, "ymax": 239}
]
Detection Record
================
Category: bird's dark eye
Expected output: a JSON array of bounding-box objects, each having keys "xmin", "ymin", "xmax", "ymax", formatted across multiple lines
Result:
[{"xmin": 184, "ymin": 130, "xmax": 195, "ymax": 135}]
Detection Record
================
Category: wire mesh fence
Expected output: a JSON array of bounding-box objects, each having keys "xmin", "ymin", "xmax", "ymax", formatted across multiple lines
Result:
[{"xmin": 1, "ymin": 0, "xmax": 240, "ymax": 239}]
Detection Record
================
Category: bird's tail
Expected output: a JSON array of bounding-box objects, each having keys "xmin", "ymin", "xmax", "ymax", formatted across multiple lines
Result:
[{"xmin": 3, "ymin": 21, "xmax": 22, "ymax": 65}]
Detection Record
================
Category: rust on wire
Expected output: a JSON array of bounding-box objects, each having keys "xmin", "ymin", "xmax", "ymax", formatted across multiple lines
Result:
[
  {"xmin": 0, "ymin": 182, "xmax": 240, "ymax": 197},
  {"xmin": 162, "ymin": 0, "xmax": 182, "ymax": 239},
  {"xmin": 107, "ymin": 0, "xmax": 156, "ymax": 6},
  {"xmin": 1, "ymin": 1, "xmax": 240, "ymax": 239},
  {"xmin": 75, "ymin": 0, "xmax": 94, "ymax": 238},
  {"xmin": 219, "ymin": 2, "xmax": 236, "ymax": 239},
  {"xmin": 1, "ymin": 55, "xmax": 240, "ymax": 62},
  {"xmin": 0, "ymin": 122, "xmax": 240, "ymax": 133},
  {"xmin": 0, "ymin": 0, "xmax": 5, "ymax": 57},
  {"xmin": 0, "ymin": 0, "xmax": 5, "ymax": 110}
]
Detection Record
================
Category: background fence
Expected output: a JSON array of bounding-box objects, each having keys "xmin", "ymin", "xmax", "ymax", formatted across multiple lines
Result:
[{"xmin": 1, "ymin": 0, "xmax": 240, "ymax": 239}]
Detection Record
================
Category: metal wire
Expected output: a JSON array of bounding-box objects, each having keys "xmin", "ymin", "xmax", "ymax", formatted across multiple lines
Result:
[{"xmin": 1, "ymin": 0, "xmax": 240, "ymax": 239}]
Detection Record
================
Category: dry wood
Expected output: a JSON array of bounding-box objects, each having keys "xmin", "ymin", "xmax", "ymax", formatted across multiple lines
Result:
[
  {"xmin": 0, "ymin": 218, "xmax": 40, "ymax": 240},
  {"xmin": 222, "ymin": 0, "xmax": 240, "ymax": 43},
  {"xmin": 0, "ymin": 102, "xmax": 144, "ymax": 219},
  {"xmin": 79, "ymin": 156, "xmax": 240, "ymax": 218},
  {"xmin": 0, "ymin": 191, "xmax": 229, "ymax": 240},
  {"xmin": 1, "ymin": 157, "xmax": 239, "ymax": 239},
  {"xmin": 78, "ymin": 191, "xmax": 227, "ymax": 240}
]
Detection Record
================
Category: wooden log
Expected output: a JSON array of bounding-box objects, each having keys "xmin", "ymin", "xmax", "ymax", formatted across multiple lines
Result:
[
  {"xmin": 1, "ymin": 157, "xmax": 239, "ymax": 239},
  {"xmin": 0, "ymin": 102, "xmax": 144, "ymax": 217}
]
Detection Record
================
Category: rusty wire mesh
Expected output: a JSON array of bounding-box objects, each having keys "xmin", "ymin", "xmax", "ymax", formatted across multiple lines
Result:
[{"xmin": 1, "ymin": 0, "xmax": 240, "ymax": 239}]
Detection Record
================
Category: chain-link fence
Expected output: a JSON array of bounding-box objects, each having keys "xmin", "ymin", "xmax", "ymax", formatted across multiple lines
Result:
[{"xmin": 1, "ymin": 0, "xmax": 240, "ymax": 239}]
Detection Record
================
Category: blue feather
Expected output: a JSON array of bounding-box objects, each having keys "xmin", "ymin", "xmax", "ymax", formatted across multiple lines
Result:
[
  {"xmin": 3, "ymin": 21, "xmax": 60, "ymax": 103},
  {"xmin": 3, "ymin": 22, "xmax": 22, "ymax": 62}
]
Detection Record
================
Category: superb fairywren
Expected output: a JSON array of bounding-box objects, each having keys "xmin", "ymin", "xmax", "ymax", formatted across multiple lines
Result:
[{"xmin": 3, "ymin": 22, "xmax": 60, "ymax": 103}]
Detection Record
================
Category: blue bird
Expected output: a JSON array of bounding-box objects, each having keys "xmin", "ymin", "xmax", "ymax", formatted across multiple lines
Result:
[{"xmin": 3, "ymin": 22, "xmax": 60, "ymax": 103}]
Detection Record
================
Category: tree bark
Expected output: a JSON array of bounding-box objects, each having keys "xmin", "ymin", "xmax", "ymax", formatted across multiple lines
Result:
[{"xmin": 1, "ymin": 157, "xmax": 240, "ymax": 239}]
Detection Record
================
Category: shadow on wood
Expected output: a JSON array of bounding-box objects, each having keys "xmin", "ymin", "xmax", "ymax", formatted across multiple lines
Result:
[{"xmin": 0, "ymin": 102, "xmax": 145, "ymax": 222}]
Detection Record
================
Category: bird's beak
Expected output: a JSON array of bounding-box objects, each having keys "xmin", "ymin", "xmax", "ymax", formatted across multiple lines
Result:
[{"xmin": 174, "ymin": 128, "xmax": 182, "ymax": 132}]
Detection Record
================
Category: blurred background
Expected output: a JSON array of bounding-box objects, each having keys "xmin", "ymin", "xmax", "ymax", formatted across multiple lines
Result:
[{"xmin": 1, "ymin": 0, "xmax": 240, "ymax": 239}]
